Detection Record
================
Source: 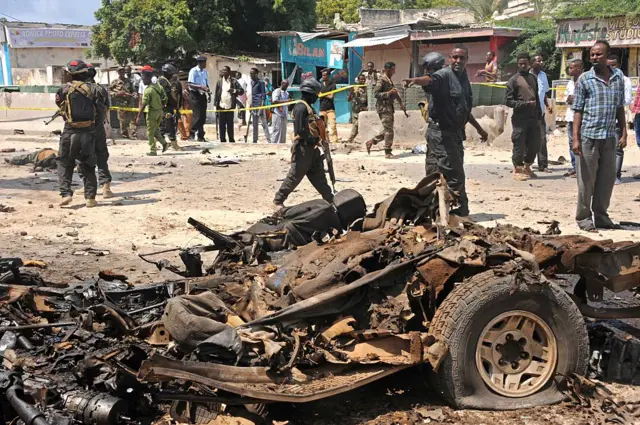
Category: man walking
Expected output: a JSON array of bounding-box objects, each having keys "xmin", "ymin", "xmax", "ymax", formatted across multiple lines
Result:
[
  {"xmin": 249, "ymin": 68, "xmax": 272, "ymax": 144},
  {"xmin": 136, "ymin": 67, "xmax": 168, "ymax": 156},
  {"xmin": 109, "ymin": 66, "xmax": 137, "ymax": 139},
  {"xmin": 403, "ymin": 45, "xmax": 488, "ymax": 217},
  {"xmin": 572, "ymin": 40, "xmax": 626, "ymax": 231},
  {"xmin": 365, "ymin": 62, "xmax": 399, "ymax": 159},
  {"xmin": 347, "ymin": 74, "xmax": 368, "ymax": 143},
  {"xmin": 56, "ymin": 60, "xmax": 100, "ymax": 208},
  {"xmin": 271, "ymin": 80, "xmax": 290, "ymax": 144},
  {"xmin": 158, "ymin": 63, "xmax": 183, "ymax": 150},
  {"xmin": 420, "ymin": 52, "xmax": 446, "ymax": 176},
  {"xmin": 188, "ymin": 56, "xmax": 210, "ymax": 141},
  {"xmin": 319, "ymin": 69, "xmax": 338, "ymax": 144},
  {"xmin": 606, "ymin": 55, "xmax": 633, "ymax": 184},
  {"xmin": 505, "ymin": 53, "xmax": 542, "ymax": 181},
  {"xmin": 214, "ymin": 66, "xmax": 244, "ymax": 143},
  {"xmin": 564, "ymin": 59, "xmax": 584, "ymax": 177},
  {"xmin": 532, "ymin": 53, "xmax": 553, "ymax": 172},
  {"xmin": 273, "ymin": 78, "xmax": 333, "ymax": 210}
]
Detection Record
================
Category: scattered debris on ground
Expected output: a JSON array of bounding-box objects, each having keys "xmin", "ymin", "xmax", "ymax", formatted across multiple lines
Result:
[{"xmin": 1, "ymin": 176, "xmax": 639, "ymax": 424}]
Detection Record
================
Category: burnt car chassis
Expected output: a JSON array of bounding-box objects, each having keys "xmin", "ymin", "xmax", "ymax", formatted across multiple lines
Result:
[
  {"xmin": 1, "ymin": 175, "xmax": 638, "ymax": 425},
  {"xmin": 136, "ymin": 175, "xmax": 640, "ymax": 411}
]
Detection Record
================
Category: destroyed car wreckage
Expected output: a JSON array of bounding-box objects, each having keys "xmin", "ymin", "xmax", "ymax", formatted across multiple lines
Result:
[{"xmin": 1, "ymin": 174, "xmax": 639, "ymax": 424}]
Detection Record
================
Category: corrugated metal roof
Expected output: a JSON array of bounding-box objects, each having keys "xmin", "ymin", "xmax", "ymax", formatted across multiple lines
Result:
[
  {"xmin": 257, "ymin": 30, "xmax": 349, "ymax": 41},
  {"xmin": 409, "ymin": 26, "xmax": 521, "ymax": 41},
  {"xmin": 343, "ymin": 34, "xmax": 408, "ymax": 48}
]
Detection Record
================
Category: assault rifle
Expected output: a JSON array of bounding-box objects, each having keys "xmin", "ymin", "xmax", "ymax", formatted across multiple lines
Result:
[{"xmin": 44, "ymin": 109, "xmax": 63, "ymax": 125}]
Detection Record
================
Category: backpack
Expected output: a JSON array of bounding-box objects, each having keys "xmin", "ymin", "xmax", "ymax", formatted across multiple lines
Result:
[
  {"xmin": 64, "ymin": 81, "xmax": 95, "ymax": 128},
  {"xmin": 158, "ymin": 76, "xmax": 175, "ymax": 110}
]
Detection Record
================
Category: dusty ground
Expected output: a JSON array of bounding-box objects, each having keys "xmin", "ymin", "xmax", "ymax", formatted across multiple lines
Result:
[{"xmin": 1, "ymin": 123, "xmax": 640, "ymax": 424}]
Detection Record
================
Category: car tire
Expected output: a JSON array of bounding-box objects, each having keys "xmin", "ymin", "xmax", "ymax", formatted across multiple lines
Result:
[{"xmin": 429, "ymin": 270, "xmax": 589, "ymax": 409}]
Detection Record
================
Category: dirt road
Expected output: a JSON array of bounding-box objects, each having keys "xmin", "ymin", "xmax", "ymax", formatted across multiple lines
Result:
[{"xmin": 1, "ymin": 126, "xmax": 639, "ymax": 423}]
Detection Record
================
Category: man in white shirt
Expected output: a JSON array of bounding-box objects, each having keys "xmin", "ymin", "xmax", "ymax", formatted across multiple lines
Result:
[
  {"xmin": 214, "ymin": 66, "xmax": 244, "ymax": 143},
  {"xmin": 607, "ymin": 55, "xmax": 633, "ymax": 184},
  {"xmin": 271, "ymin": 80, "xmax": 290, "ymax": 144},
  {"xmin": 564, "ymin": 59, "xmax": 584, "ymax": 177}
]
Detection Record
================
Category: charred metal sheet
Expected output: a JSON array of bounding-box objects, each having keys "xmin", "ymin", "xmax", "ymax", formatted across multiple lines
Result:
[
  {"xmin": 573, "ymin": 243, "xmax": 640, "ymax": 293},
  {"xmin": 138, "ymin": 354, "xmax": 408, "ymax": 403}
]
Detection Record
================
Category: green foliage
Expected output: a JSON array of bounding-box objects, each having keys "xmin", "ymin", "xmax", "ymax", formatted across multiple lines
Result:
[
  {"xmin": 93, "ymin": 0, "xmax": 317, "ymax": 64},
  {"xmin": 316, "ymin": 0, "xmax": 362, "ymax": 24},
  {"xmin": 92, "ymin": 0, "xmax": 194, "ymax": 65},
  {"xmin": 553, "ymin": 0, "xmax": 640, "ymax": 19},
  {"xmin": 502, "ymin": 18, "xmax": 561, "ymax": 79},
  {"xmin": 454, "ymin": 0, "xmax": 507, "ymax": 21}
]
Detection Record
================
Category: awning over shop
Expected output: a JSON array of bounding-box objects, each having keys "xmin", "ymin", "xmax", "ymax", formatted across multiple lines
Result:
[{"xmin": 343, "ymin": 34, "xmax": 408, "ymax": 48}]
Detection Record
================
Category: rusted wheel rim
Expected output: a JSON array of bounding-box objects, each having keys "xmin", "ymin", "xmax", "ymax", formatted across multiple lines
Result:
[{"xmin": 475, "ymin": 310, "xmax": 558, "ymax": 397}]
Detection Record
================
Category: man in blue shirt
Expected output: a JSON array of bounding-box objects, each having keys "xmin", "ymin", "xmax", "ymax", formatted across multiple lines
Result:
[
  {"xmin": 188, "ymin": 56, "xmax": 210, "ymax": 141},
  {"xmin": 572, "ymin": 40, "xmax": 627, "ymax": 231},
  {"xmin": 531, "ymin": 53, "xmax": 552, "ymax": 172},
  {"xmin": 249, "ymin": 68, "xmax": 271, "ymax": 144}
]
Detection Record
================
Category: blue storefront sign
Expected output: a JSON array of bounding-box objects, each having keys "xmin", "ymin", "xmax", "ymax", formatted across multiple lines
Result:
[{"xmin": 281, "ymin": 36, "xmax": 345, "ymax": 69}]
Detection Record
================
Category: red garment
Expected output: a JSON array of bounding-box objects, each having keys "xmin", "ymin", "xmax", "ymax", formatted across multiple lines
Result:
[{"xmin": 631, "ymin": 89, "xmax": 640, "ymax": 114}]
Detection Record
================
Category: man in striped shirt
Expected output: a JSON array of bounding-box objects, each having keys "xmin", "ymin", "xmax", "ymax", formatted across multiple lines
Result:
[{"xmin": 572, "ymin": 40, "xmax": 627, "ymax": 231}]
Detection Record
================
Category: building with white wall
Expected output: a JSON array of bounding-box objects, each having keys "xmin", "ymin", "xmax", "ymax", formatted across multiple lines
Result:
[{"xmin": 0, "ymin": 21, "xmax": 112, "ymax": 86}]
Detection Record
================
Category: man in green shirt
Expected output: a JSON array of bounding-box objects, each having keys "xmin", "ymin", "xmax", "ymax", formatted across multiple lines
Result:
[{"xmin": 136, "ymin": 66, "xmax": 168, "ymax": 156}]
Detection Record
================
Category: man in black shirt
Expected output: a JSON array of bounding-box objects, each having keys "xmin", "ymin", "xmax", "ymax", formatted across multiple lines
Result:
[
  {"xmin": 319, "ymin": 69, "xmax": 338, "ymax": 144},
  {"xmin": 404, "ymin": 44, "xmax": 488, "ymax": 217},
  {"xmin": 505, "ymin": 52, "xmax": 542, "ymax": 180},
  {"xmin": 274, "ymin": 78, "xmax": 333, "ymax": 210}
]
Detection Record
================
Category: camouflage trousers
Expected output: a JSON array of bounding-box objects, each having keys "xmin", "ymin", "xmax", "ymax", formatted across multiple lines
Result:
[
  {"xmin": 371, "ymin": 111, "xmax": 394, "ymax": 153},
  {"xmin": 117, "ymin": 109, "xmax": 138, "ymax": 138},
  {"xmin": 347, "ymin": 111, "xmax": 360, "ymax": 142}
]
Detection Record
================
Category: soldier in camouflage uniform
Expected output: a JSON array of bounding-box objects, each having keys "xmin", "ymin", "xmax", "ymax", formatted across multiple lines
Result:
[
  {"xmin": 109, "ymin": 66, "xmax": 137, "ymax": 139},
  {"xmin": 366, "ymin": 62, "xmax": 399, "ymax": 159},
  {"xmin": 347, "ymin": 74, "xmax": 368, "ymax": 143}
]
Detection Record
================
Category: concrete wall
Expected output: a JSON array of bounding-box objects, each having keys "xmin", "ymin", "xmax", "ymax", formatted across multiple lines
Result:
[
  {"xmin": 9, "ymin": 47, "xmax": 102, "ymax": 69},
  {"xmin": 355, "ymin": 105, "xmax": 510, "ymax": 144},
  {"xmin": 419, "ymin": 41, "xmax": 491, "ymax": 83},
  {"xmin": 0, "ymin": 92, "xmax": 58, "ymax": 123},
  {"xmin": 359, "ymin": 7, "xmax": 476, "ymax": 27},
  {"xmin": 363, "ymin": 41, "xmax": 412, "ymax": 79},
  {"xmin": 9, "ymin": 66, "xmax": 117, "ymax": 86},
  {"xmin": 403, "ymin": 8, "xmax": 476, "ymax": 25},
  {"xmin": 12, "ymin": 68, "xmax": 49, "ymax": 86}
]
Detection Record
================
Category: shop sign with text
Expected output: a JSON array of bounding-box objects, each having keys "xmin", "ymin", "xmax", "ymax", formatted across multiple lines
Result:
[{"xmin": 556, "ymin": 17, "xmax": 640, "ymax": 48}]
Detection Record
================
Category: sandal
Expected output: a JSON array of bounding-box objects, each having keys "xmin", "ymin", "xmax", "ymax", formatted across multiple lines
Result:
[{"xmin": 577, "ymin": 221, "xmax": 597, "ymax": 233}]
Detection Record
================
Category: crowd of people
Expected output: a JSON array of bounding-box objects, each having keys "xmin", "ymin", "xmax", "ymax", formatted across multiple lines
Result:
[
  {"xmin": 47, "ymin": 38, "xmax": 637, "ymax": 232},
  {"xmin": 505, "ymin": 39, "xmax": 634, "ymax": 231}
]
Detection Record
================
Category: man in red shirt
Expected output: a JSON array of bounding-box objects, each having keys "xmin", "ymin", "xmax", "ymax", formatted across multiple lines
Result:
[{"xmin": 631, "ymin": 89, "xmax": 640, "ymax": 179}]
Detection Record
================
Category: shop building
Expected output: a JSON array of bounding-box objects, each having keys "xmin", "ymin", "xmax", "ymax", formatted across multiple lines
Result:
[
  {"xmin": 0, "ymin": 21, "xmax": 112, "ymax": 86},
  {"xmin": 554, "ymin": 16, "xmax": 640, "ymax": 120}
]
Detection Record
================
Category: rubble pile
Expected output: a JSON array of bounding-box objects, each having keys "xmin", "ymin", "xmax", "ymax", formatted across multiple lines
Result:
[{"xmin": 1, "ymin": 175, "xmax": 639, "ymax": 424}]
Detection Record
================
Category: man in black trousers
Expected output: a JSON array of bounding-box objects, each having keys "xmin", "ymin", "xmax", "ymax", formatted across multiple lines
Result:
[
  {"xmin": 214, "ymin": 66, "xmax": 244, "ymax": 143},
  {"xmin": 188, "ymin": 56, "xmax": 211, "ymax": 141}
]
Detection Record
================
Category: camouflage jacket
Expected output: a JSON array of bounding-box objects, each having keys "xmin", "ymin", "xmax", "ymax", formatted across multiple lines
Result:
[
  {"xmin": 109, "ymin": 78, "xmax": 136, "ymax": 106},
  {"xmin": 374, "ymin": 74, "xmax": 395, "ymax": 114},
  {"xmin": 349, "ymin": 86, "xmax": 368, "ymax": 114}
]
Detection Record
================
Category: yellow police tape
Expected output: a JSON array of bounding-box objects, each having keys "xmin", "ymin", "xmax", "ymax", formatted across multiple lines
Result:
[{"xmin": 0, "ymin": 81, "xmax": 566, "ymax": 115}]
